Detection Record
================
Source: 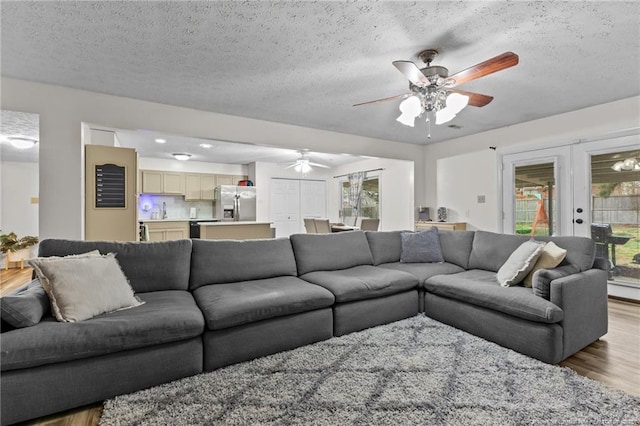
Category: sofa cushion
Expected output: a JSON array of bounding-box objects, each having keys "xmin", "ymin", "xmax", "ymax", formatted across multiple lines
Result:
[
  {"xmin": 30, "ymin": 253, "xmax": 145, "ymax": 323},
  {"xmin": 290, "ymin": 231, "xmax": 374, "ymax": 275},
  {"xmin": 379, "ymin": 262, "xmax": 465, "ymax": 286},
  {"xmin": 300, "ymin": 265, "xmax": 418, "ymax": 303},
  {"xmin": 424, "ymin": 270, "xmax": 564, "ymax": 323},
  {"xmin": 496, "ymin": 240, "xmax": 546, "ymax": 287},
  {"xmin": 438, "ymin": 230, "xmax": 475, "ymax": 269},
  {"xmin": 0, "ymin": 280, "xmax": 49, "ymax": 328},
  {"xmin": 190, "ymin": 238, "xmax": 297, "ymax": 290},
  {"xmin": 0, "ymin": 291, "xmax": 205, "ymax": 371},
  {"xmin": 37, "ymin": 239, "xmax": 192, "ymax": 292},
  {"xmin": 523, "ymin": 241, "xmax": 568, "ymax": 287},
  {"xmin": 400, "ymin": 228, "xmax": 444, "ymax": 263},
  {"xmin": 192, "ymin": 276, "xmax": 335, "ymax": 330},
  {"xmin": 468, "ymin": 231, "xmax": 529, "ymax": 272},
  {"xmin": 533, "ymin": 236, "xmax": 595, "ymax": 271},
  {"xmin": 365, "ymin": 230, "xmax": 404, "ymax": 265}
]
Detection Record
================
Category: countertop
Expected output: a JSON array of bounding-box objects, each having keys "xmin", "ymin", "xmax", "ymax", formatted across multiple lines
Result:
[
  {"xmin": 198, "ymin": 221, "xmax": 273, "ymax": 226},
  {"xmin": 139, "ymin": 217, "xmax": 217, "ymax": 223}
]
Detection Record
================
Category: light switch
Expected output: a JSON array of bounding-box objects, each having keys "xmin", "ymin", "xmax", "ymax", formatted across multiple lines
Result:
[
  {"xmin": 477, "ymin": 195, "xmax": 486, "ymax": 204},
  {"xmin": 30, "ymin": 197, "xmax": 39, "ymax": 204}
]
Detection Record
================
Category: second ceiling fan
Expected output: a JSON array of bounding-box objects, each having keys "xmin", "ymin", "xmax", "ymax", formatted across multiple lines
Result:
[{"xmin": 354, "ymin": 49, "xmax": 519, "ymax": 137}]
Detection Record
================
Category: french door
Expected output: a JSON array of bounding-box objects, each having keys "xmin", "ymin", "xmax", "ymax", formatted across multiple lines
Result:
[{"xmin": 502, "ymin": 131, "xmax": 639, "ymax": 297}]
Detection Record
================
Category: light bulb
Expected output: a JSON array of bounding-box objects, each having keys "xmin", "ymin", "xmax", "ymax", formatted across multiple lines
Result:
[
  {"xmin": 396, "ymin": 96, "xmax": 422, "ymax": 127},
  {"xmin": 446, "ymin": 93, "xmax": 469, "ymax": 113}
]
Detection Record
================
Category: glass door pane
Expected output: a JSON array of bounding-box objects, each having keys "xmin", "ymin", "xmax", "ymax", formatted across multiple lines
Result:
[
  {"xmin": 514, "ymin": 162, "xmax": 557, "ymax": 236},
  {"xmin": 589, "ymin": 149, "xmax": 639, "ymax": 285}
]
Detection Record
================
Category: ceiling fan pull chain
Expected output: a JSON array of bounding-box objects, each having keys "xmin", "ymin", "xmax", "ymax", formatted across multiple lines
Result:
[{"xmin": 426, "ymin": 114, "xmax": 432, "ymax": 139}]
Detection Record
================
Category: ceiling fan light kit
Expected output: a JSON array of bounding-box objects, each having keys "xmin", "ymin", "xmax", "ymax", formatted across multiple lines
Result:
[
  {"xmin": 611, "ymin": 158, "xmax": 640, "ymax": 172},
  {"xmin": 355, "ymin": 48, "xmax": 519, "ymax": 139}
]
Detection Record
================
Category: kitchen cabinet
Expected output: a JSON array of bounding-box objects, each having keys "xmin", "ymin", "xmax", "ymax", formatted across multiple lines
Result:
[
  {"xmin": 415, "ymin": 221, "xmax": 467, "ymax": 231},
  {"xmin": 215, "ymin": 174, "xmax": 248, "ymax": 186},
  {"xmin": 185, "ymin": 173, "xmax": 217, "ymax": 200},
  {"xmin": 144, "ymin": 221, "xmax": 189, "ymax": 241},
  {"xmin": 140, "ymin": 170, "xmax": 184, "ymax": 195}
]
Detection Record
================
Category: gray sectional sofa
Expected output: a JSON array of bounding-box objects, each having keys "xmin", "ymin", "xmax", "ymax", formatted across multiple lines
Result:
[{"xmin": 0, "ymin": 229, "xmax": 608, "ymax": 424}]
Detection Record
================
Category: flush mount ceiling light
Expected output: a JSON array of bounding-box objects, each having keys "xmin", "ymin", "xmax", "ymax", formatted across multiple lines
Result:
[
  {"xmin": 199, "ymin": 143, "xmax": 213, "ymax": 148},
  {"xmin": 155, "ymin": 138, "xmax": 167, "ymax": 144},
  {"xmin": 172, "ymin": 153, "xmax": 192, "ymax": 161},
  {"xmin": 7, "ymin": 136, "xmax": 38, "ymax": 149},
  {"xmin": 611, "ymin": 157, "xmax": 640, "ymax": 172}
]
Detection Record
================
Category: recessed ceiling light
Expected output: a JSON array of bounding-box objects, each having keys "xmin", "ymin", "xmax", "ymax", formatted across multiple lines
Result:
[
  {"xmin": 155, "ymin": 138, "xmax": 167, "ymax": 144},
  {"xmin": 172, "ymin": 153, "xmax": 191, "ymax": 161},
  {"xmin": 199, "ymin": 143, "xmax": 213, "ymax": 148},
  {"xmin": 7, "ymin": 136, "xmax": 38, "ymax": 149}
]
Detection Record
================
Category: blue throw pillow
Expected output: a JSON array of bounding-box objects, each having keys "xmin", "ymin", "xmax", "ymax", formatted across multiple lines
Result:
[
  {"xmin": 0, "ymin": 279, "xmax": 50, "ymax": 328},
  {"xmin": 400, "ymin": 228, "xmax": 444, "ymax": 263}
]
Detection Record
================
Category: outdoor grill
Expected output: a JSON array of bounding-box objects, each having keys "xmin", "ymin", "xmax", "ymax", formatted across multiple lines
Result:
[{"xmin": 591, "ymin": 222, "xmax": 630, "ymax": 277}]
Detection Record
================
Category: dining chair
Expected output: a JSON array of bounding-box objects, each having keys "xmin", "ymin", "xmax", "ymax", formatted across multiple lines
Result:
[
  {"xmin": 314, "ymin": 218, "xmax": 332, "ymax": 233},
  {"xmin": 303, "ymin": 218, "xmax": 317, "ymax": 233},
  {"xmin": 360, "ymin": 218, "xmax": 380, "ymax": 231}
]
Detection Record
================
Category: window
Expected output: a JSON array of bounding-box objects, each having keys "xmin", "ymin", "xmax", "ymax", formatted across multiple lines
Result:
[{"xmin": 340, "ymin": 175, "xmax": 379, "ymax": 226}]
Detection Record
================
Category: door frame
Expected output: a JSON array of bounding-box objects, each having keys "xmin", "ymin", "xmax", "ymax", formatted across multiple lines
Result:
[{"xmin": 499, "ymin": 145, "xmax": 572, "ymax": 235}]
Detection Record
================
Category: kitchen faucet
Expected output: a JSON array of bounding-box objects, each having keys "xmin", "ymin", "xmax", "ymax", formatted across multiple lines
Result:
[{"xmin": 162, "ymin": 201, "xmax": 167, "ymax": 219}]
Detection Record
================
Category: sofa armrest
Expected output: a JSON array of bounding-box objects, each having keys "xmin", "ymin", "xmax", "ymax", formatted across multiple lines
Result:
[
  {"xmin": 592, "ymin": 257, "xmax": 609, "ymax": 271},
  {"xmin": 532, "ymin": 265, "xmax": 579, "ymax": 300},
  {"xmin": 549, "ymin": 269, "xmax": 608, "ymax": 359}
]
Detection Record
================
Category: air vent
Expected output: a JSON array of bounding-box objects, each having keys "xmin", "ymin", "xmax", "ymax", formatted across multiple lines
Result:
[{"xmin": 447, "ymin": 124, "xmax": 462, "ymax": 129}]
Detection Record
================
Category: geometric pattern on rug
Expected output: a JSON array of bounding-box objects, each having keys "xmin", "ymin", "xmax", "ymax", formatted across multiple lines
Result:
[{"xmin": 100, "ymin": 315, "xmax": 640, "ymax": 425}]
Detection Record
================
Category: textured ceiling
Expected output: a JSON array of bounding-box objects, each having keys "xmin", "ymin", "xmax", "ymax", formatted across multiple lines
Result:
[{"xmin": 1, "ymin": 1, "xmax": 639, "ymax": 148}]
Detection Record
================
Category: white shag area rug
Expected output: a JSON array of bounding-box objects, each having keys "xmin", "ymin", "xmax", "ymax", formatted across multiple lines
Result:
[{"xmin": 101, "ymin": 315, "xmax": 640, "ymax": 425}]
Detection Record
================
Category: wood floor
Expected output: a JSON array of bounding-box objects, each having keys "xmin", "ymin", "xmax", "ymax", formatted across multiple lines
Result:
[{"xmin": 2, "ymin": 267, "xmax": 639, "ymax": 425}]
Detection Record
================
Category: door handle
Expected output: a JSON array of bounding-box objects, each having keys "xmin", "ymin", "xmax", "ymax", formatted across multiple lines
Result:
[
  {"xmin": 575, "ymin": 219, "xmax": 584, "ymax": 224},
  {"xmin": 576, "ymin": 208, "xmax": 583, "ymax": 213}
]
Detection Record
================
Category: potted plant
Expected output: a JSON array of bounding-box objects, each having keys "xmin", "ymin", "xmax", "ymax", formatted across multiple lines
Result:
[{"xmin": 1, "ymin": 232, "xmax": 39, "ymax": 268}]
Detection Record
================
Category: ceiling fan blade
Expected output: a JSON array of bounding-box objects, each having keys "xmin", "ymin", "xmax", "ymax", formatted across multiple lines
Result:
[
  {"xmin": 446, "ymin": 52, "xmax": 519, "ymax": 87},
  {"xmin": 309, "ymin": 162, "xmax": 331, "ymax": 169},
  {"xmin": 353, "ymin": 93, "xmax": 411, "ymax": 107},
  {"xmin": 449, "ymin": 89, "xmax": 494, "ymax": 107},
  {"xmin": 392, "ymin": 61, "xmax": 431, "ymax": 85},
  {"xmin": 284, "ymin": 163, "xmax": 298, "ymax": 169}
]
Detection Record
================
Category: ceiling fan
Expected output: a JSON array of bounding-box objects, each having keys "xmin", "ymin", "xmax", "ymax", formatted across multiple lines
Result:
[
  {"xmin": 284, "ymin": 151, "xmax": 331, "ymax": 174},
  {"xmin": 354, "ymin": 49, "xmax": 519, "ymax": 137}
]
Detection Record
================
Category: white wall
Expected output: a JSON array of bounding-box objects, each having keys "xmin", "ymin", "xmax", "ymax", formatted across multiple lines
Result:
[
  {"xmin": 437, "ymin": 150, "xmax": 497, "ymax": 230},
  {"xmin": 1, "ymin": 78, "xmax": 425, "ymax": 240},
  {"xmin": 426, "ymin": 96, "xmax": 640, "ymax": 231},
  {"xmin": 1, "ymin": 161, "xmax": 39, "ymax": 237},
  {"xmin": 327, "ymin": 158, "xmax": 415, "ymax": 231}
]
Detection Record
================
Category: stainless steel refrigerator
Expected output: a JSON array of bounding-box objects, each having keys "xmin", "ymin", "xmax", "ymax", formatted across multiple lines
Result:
[{"xmin": 214, "ymin": 185, "xmax": 257, "ymax": 221}]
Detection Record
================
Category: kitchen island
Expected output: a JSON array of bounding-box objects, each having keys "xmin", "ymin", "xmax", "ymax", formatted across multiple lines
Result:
[{"xmin": 199, "ymin": 221, "xmax": 273, "ymax": 240}]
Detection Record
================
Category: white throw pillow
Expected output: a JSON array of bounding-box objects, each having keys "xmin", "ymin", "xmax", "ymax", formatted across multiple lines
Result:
[
  {"xmin": 496, "ymin": 240, "xmax": 546, "ymax": 287},
  {"xmin": 523, "ymin": 241, "xmax": 568, "ymax": 288},
  {"xmin": 29, "ymin": 252, "xmax": 144, "ymax": 323}
]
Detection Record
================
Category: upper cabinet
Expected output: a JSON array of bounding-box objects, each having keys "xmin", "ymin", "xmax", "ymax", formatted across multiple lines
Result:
[
  {"xmin": 140, "ymin": 170, "xmax": 184, "ymax": 195},
  {"xmin": 141, "ymin": 170, "xmax": 248, "ymax": 199},
  {"xmin": 185, "ymin": 173, "xmax": 217, "ymax": 201}
]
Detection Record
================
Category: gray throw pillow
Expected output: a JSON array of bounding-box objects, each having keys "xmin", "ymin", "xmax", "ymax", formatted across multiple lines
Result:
[
  {"xmin": 0, "ymin": 279, "xmax": 50, "ymax": 328},
  {"xmin": 496, "ymin": 240, "xmax": 546, "ymax": 287},
  {"xmin": 29, "ymin": 252, "xmax": 144, "ymax": 323},
  {"xmin": 400, "ymin": 228, "xmax": 444, "ymax": 263}
]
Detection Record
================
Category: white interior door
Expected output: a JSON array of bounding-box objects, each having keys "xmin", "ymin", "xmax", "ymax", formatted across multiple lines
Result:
[
  {"xmin": 300, "ymin": 180, "xmax": 326, "ymax": 219},
  {"xmin": 270, "ymin": 179, "xmax": 301, "ymax": 238}
]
